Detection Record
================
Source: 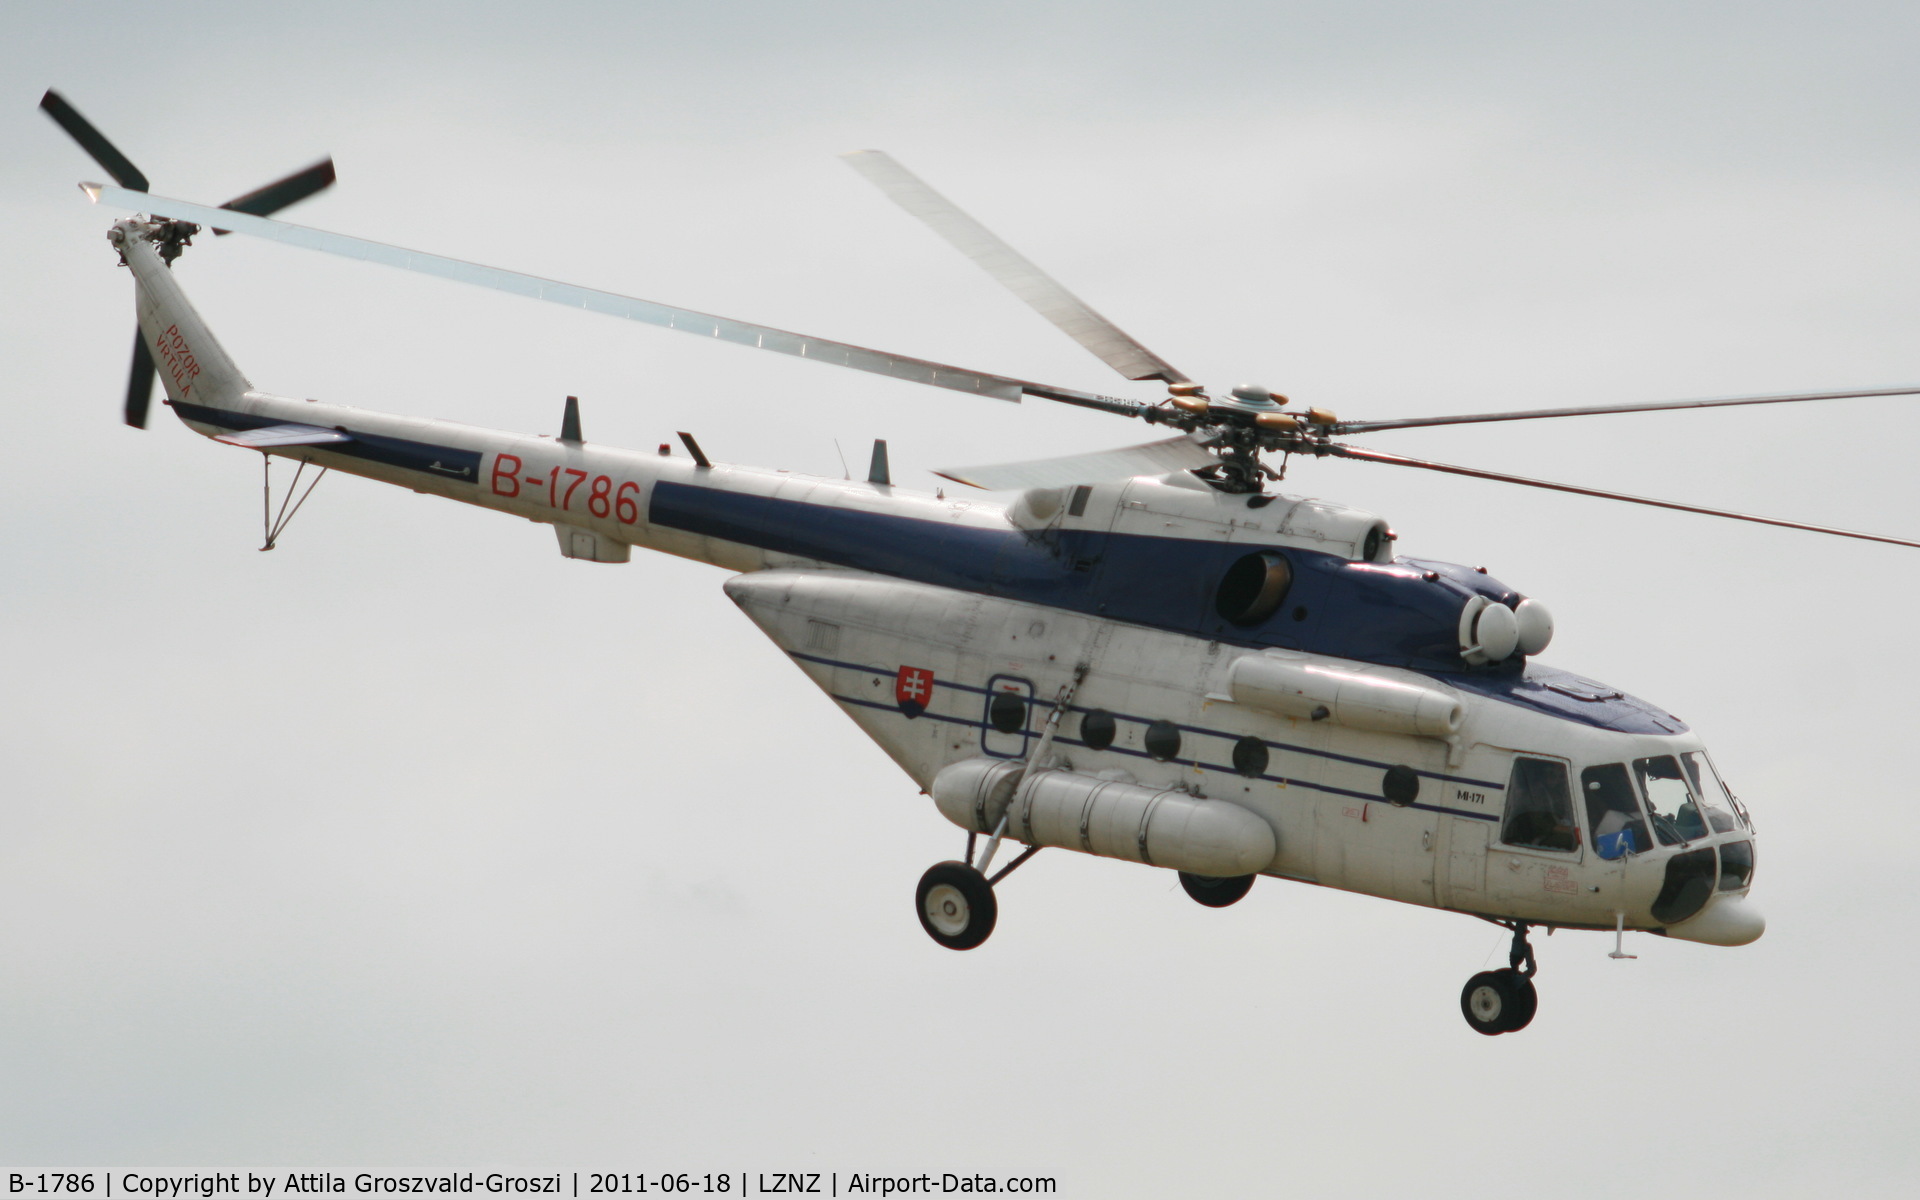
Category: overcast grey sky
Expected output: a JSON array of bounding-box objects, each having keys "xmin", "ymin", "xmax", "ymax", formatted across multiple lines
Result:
[{"xmin": 6, "ymin": 2, "xmax": 1920, "ymax": 1194}]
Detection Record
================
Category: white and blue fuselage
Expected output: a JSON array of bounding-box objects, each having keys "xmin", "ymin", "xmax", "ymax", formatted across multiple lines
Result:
[{"xmin": 117, "ymin": 217, "xmax": 1762, "ymax": 950}]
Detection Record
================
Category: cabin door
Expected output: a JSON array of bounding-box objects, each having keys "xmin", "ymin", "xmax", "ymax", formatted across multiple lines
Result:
[
  {"xmin": 1433, "ymin": 816, "xmax": 1489, "ymax": 910},
  {"xmin": 980, "ymin": 674, "xmax": 1036, "ymax": 759}
]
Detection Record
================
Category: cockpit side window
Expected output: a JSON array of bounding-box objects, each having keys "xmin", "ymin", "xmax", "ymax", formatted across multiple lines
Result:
[
  {"xmin": 1582, "ymin": 763, "xmax": 1650, "ymax": 860},
  {"xmin": 1635, "ymin": 755, "xmax": 1707, "ymax": 845},
  {"xmin": 1500, "ymin": 757, "xmax": 1578, "ymax": 853}
]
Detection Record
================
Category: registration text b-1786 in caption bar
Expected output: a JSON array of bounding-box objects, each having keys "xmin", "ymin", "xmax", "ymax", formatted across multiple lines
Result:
[{"xmin": 7, "ymin": 1174, "xmax": 1060, "ymax": 1198}]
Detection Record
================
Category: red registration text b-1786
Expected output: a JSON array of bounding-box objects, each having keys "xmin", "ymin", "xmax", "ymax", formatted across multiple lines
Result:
[{"xmin": 490, "ymin": 455, "xmax": 641, "ymax": 524}]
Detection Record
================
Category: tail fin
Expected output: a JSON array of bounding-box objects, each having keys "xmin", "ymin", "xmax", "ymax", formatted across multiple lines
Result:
[{"xmin": 114, "ymin": 220, "xmax": 252, "ymax": 414}]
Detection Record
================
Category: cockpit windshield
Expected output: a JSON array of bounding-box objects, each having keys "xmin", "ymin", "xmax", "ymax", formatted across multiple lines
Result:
[
  {"xmin": 1634, "ymin": 755, "xmax": 1707, "ymax": 845},
  {"xmin": 1580, "ymin": 750, "xmax": 1751, "ymax": 859},
  {"xmin": 1681, "ymin": 750, "xmax": 1751, "ymax": 832}
]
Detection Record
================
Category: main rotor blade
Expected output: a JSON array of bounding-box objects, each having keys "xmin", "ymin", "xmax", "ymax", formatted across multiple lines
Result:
[
  {"xmin": 842, "ymin": 150, "xmax": 1190, "ymax": 386},
  {"xmin": 935, "ymin": 434, "xmax": 1217, "ymax": 491},
  {"xmin": 213, "ymin": 157, "xmax": 337, "ymax": 235},
  {"xmin": 1331, "ymin": 384, "xmax": 1920, "ymax": 435},
  {"xmin": 1326, "ymin": 443, "xmax": 1920, "ymax": 548},
  {"xmin": 85, "ymin": 184, "xmax": 1149, "ymax": 421},
  {"xmin": 40, "ymin": 90, "xmax": 149, "ymax": 192}
]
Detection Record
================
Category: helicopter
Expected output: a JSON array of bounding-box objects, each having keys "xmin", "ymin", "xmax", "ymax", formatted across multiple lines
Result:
[{"xmin": 44, "ymin": 89, "xmax": 1920, "ymax": 1037}]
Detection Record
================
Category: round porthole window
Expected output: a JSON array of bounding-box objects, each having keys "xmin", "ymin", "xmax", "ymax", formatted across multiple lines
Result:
[
  {"xmin": 1080, "ymin": 709, "xmax": 1116, "ymax": 750},
  {"xmin": 988, "ymin": 691, "xmax": 1027, "ymax": 733},
  {"xmin": 1232, "ymin": 736, "xmax": 1269, "ymax": 778},
  {"xmin": 1144, "ymin": 720, "xmax": 1182, "ymax": 762},
  {"xmin": 1383, "ymin": 765, "xmax": 1420, "ymax": 807},
  {"xmin": 1214, "ymin": 552, "xmax": 1292, "ymax": 626}
]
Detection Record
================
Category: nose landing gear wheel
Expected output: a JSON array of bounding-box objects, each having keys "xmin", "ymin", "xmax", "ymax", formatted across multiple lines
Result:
[
  {"xmin": 916, "ymin": 861, "xmax": 997, "ymax": 950},
  {"xmin": 1460, "ymin": 968, "xmax": 1537, "ymax": 1035},
  {"xmin": 1179, "ymin": 871, "xmax": 1255, "ymax": 908}
]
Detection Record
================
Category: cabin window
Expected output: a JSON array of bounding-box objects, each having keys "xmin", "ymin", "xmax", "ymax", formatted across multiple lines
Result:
[
  {"xmin": 1214, "ymin": 552, "xmax": 1292, "ymax": 626},
  {"xmin": 988, "ymin": 691, "xmax": 1028, "ymax": 733},
  {"xmin": 1080, "ymin": 709, "xmax": 1117, "ymax": 751},
  {"xmin": 1500, "ymin": 758, "xmax": 1578, "ymax": 852},
  {"xmin": 1382, "ymin": 765, "xmax": 1420, "ymax": 806},
  {"xmin": 1681, "ymin": 750, "xmax": 1749, "ymax": 832},
  {"xmin": 1582, "ymin": 763, "xmax": 1650, "ymax": 859},
  {"xmin": 1232, "ymin": 736, "xmax": 1268, "ymax": 777},
  {"xmin": 1144, "ymin": 720, "xmax": 1182, "ymax": 761},
  {"xmin": 1635, "ymin": 755, "xmax": 1708, "ymax": 845}
]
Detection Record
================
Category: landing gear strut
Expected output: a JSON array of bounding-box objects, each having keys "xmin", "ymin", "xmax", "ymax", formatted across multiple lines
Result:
[{"xmin": 1460, "ymin": 922, "xmax": 1540, "ymax": 1036}]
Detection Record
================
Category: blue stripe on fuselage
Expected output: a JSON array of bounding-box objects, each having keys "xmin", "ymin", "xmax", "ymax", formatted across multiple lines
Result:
[
  {"xmin": 651, "ymin": 481, "xmax": 1684, "ymax": 735},
  {"xmin": 826, "ymin": 688, "xmax": 1500, "ymax": 820},
  {"xmin": 790, "ymin": 648, "xmax": 1509, "ymax": 791},
  {"xmin": 172, "ymin": 401, "xmax": 482, "ymax": 484}
]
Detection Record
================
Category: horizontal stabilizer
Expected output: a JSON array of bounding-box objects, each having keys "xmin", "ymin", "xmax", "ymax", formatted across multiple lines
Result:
[
  {"xmin": 934, "ymin": 435, "xmax": 1217, "ymax": 491},
  {"xmin": 213, "ymin": 422, "xmax": 352, "ymax": 449}
]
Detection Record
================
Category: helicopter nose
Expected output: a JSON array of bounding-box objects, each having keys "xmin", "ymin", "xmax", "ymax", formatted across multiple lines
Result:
[{"xmin": 1665, "ymin": 892, "xmax": 1766, "ymax": 946}]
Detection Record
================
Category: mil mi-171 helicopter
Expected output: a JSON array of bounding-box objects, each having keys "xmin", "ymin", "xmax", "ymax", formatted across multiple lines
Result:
[{"xmin": 46, "ymin": 90, "xmax": 1920, "ymax": 1036}]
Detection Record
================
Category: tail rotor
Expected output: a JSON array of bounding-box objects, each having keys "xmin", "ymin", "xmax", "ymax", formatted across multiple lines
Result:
[{"xmin": 39, "ymin": 88, "xmax": 337, "ymax": 427}]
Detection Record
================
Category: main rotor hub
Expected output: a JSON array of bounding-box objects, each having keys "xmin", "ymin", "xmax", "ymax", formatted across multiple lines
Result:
[{"xmin": 1226, "ymin": 382, "xmax": 1286, "ymax": 409}]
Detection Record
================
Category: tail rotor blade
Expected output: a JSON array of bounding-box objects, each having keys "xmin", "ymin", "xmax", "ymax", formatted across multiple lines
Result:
[
  {"xmin": 39, "ymin": 90, "xmax": 150, "ymax": 192},
  {"xmin": 125, "ymin": 330, "xmax": 156, "ymax": 428},
  {"xmin": 213, "ymin": 157, "xmax": 336, "ymax": 235}
]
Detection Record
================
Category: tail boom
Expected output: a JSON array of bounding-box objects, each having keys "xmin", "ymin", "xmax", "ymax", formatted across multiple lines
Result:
[
  {"xmin": 114, "ymin": 219, "xmax": 250, "ymax": 413},
  {"xmin": 104, "ymin": 216, "xmax": 1026, "ymax": 581}
]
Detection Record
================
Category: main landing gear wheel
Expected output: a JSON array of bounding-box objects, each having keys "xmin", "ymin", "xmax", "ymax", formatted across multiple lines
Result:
[
  {"xmin": 1179, "ymin": 871, "xmax": 1255, "ymax": 908},
  {"xmin": 1460, "ymin": 969, "xmax": 1537, "ymax": 1035},
  {"xmin": 916, "ymin": 861, "xmax": 997, "ymax": 950},
  {"xmin": 1461, "ymin": 921, "xmax": 1541, "ymax": 1035}
]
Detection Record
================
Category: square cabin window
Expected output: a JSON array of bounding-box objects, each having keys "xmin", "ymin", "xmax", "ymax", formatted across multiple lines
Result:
[{"xmin": 1500, "ymin": 757, "xmax": 1578, "ymax": 853}]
